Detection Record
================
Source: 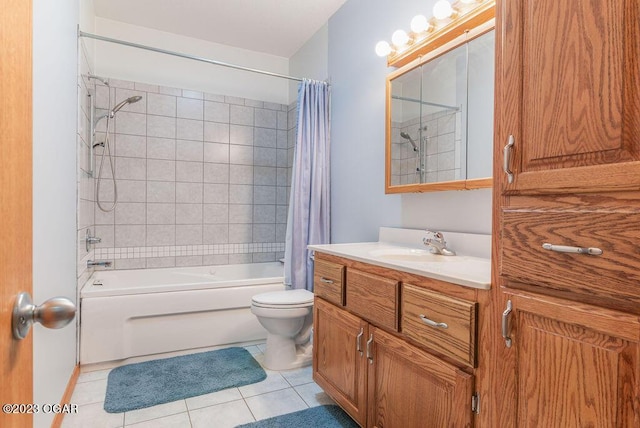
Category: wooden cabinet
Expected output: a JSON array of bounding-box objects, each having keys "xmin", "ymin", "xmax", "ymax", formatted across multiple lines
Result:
[
  {"xmin": 368, "ymin": 326, "xmax": 474, "ymax": 428},
  {"xmin": 313, "ymin": 298, "xmax": 368, "ymax": 426},
  {"xmin": 498, "ymin": 0, "xmax": 640, "ymax": 194},
  {"xmin": 501, "ymin": 291, "xmax": 640, "ymax": 427},
  {"xmin": 492, "ymin": 0, "xmax": 640, "ymax": 426},
  {"xmin": 312, "ymin": 254, "xmax": 479, "ymax": 427}
]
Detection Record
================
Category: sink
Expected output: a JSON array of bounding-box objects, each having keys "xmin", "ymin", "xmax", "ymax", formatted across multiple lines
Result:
[{"xmin": 368, "ymin": 248, "xmax": 460, "ymax": 263}]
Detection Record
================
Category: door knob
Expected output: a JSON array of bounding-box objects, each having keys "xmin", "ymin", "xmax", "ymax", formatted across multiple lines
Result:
[{"xmin": 12, "ymin": 292, "xmax": 76, "ymax": 340}]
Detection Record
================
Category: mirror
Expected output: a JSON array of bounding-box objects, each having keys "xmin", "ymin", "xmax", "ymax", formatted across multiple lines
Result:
[{"xmin": 386, "ymin": 24, "xmax": 494, "ymax": 193}]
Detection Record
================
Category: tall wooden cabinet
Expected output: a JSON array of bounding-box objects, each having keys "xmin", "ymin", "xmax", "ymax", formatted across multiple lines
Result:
[{"xmin": 492, "ymin": 0, "xmax": 640, "ymax": 426}]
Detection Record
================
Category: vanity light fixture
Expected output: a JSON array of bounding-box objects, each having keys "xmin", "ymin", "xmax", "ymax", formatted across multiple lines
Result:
[
  {"xmin": 433, "ymin": 0, "xmax": 455, "ymax": 20},
  {"xmin": 374, "ymin": 0, "xmax": 494, "ymax": 63},
  {"xmin": 375, "ymin": 40, "xmax": 393, "ymax": 57},
  {"xmin": 391, "ymin": 29, "xmax": 410, "ymax": 49},
  {"xmin": 410, "ymin": 15, "xmax": 430, "ymax": 34}
]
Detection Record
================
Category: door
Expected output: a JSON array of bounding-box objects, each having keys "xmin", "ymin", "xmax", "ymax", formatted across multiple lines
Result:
[
  {"xmin": 367, "ymin": 327, "xmax": 474, "ymax": 428},
  {"xmin": 313, "ymin": 298, "xmax": 368, "ymax": 427},
  {"xmin": 1, "ymin": 0, "xmax": 34, "ymax": 427},
  {"xmin": 501, "ymin": 291, "xmax": 640, "ymax": 427},
  {"xmin": 498, "ymin": 0, "xmax": 640, "ymax": 194}
]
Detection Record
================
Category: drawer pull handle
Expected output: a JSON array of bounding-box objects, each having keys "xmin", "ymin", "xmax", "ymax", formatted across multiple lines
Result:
[
  {"xmin": 502, "ymin": 300, "xmax": 512, "ymax": 348},
  {"xmin": 366, "ymin": 334, "xmax": 374, "ymax": 364},
  {"xmin": 419, "ymin": 314, "xmax": 448, "ymax": 329},
  {"xmin": 542, "ymin": 243, "xmax": 603, "ymax": 256},
  {"xmin": 319, "ymin": 277, "xmax": 334, "ymax": 284},
  {"xmin": 356, "ymin": 328, "xmax": 364, "ymax": 357},
  {"xmin": 503, "ymin": 135, "xmax": 515, "ymax": 184}
]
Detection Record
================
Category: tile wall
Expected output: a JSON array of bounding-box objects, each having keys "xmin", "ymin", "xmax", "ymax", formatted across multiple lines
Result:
[
  {"xmin": 77, "ymin": 64, "xmax": 297, "ymax": 272},
  {"xmin": 390, "ymin": 109, "xmax": 462, "ymax": 185},
  {"xmin": 77, "ymin": 42, "xmax": 95, "ymax": 287}
]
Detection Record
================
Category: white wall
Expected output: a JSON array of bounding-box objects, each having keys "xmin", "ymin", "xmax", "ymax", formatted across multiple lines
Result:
[
  {"xmin": 32, "ymin": 0, "xmax": 79, "ymax": 426},
  {"xmin": 289, "ymin": 23, "xmax": 329, "ymax": 103},
  {"xmin": 327, "ymin": 0, "xmax": 493, "ymax": 243},
  {"xmin": 92, "ymin": 18, "xmax": 291, "ymax": 104}
]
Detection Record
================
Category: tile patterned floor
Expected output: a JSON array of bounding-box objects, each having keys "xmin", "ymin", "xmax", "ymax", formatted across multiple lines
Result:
[{"xmin": 61, "ymin": 344, "xmax": 335, "ymax": 428}]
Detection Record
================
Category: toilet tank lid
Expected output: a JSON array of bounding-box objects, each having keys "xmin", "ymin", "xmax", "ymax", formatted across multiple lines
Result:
[{"xmin": 252, "ymin": 289, "xmax": 314, "ymax": 305}]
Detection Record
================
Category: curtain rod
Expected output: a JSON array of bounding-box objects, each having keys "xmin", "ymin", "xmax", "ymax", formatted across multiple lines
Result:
[{"xmin": 78, "ymin": 30, "xmax": 305, "ymax": 83}]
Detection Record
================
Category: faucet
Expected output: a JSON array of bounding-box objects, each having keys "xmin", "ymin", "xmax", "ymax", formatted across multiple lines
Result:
[
  {"xmin": 423, "ymin": 230, "xmax": 456, "ymax": 256},
  {"xmin": 87, "ymin": 260, "xmax": 112, "ymax": 268}
]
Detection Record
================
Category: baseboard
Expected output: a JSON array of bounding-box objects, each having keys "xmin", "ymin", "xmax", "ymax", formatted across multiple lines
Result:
[{"xmin": 51, "ymin": 364, "xmax": 80, "ymax": 428}]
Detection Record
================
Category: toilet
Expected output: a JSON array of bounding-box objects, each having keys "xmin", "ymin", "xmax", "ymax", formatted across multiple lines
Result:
[{"xmin": 250, "ymin": 289, "xmax": 314, "ymax": 371}]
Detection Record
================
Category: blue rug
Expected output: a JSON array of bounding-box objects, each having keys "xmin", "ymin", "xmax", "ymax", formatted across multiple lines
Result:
[
  {"xmin": 235, "ymin": 405, "xmax": 359, "ymax": 428},
  {"xmin": 104, "ymin": 347, "xmax": 266, "ymax": 413}
]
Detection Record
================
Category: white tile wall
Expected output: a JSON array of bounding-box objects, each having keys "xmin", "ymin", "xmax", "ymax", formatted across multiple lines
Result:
[{"xmin": 80, "ymin": 77, "xmax": 295, "ymax": 271}]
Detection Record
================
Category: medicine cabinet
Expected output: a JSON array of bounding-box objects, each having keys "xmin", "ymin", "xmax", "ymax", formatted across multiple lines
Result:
[{"xmin": 385, "ymin": 18, "xmax": 494, "ymax": 193}]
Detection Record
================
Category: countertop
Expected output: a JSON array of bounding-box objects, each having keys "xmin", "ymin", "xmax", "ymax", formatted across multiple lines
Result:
[{"xmin": 309, "ymin": 242, "xmax": 491, "ymax": 290}]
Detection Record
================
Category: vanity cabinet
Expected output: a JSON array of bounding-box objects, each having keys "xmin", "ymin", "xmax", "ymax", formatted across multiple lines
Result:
[
  {"xmin": 313, "ymin": 254, "xmax": 479, "ymax": 428},
  {"xmin": 314, "ymin": 297, "xmax": 368, "ymax": 426},
  {"xmin": 492, "ymin": 0, "xmax": 640, "ymax": 425}
]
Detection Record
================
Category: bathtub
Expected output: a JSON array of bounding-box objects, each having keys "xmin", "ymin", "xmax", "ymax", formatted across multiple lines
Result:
[{"xmin": 80, "ymin": 262, "xmax": 285, "ymax": 364}]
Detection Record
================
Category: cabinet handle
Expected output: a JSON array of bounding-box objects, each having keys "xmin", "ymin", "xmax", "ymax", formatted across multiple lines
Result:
[
  {"xmin": 503, "ymin": 135, "xmax": 515, "ymax": 184},
  {"xmin": 502, "ymin": 300, "xmax": 513, "ymax": 348},
  {"xmin": 356, "ymin": 328, "xmax": 364, "ymax": 357},
  {"xmin": 366, "ymin": 333, "xmax": 374, "ymax": 364},
  {"xmin": 542, "ymin": 243, "xmax": 603, "ymax": 256},
  {"xmin": 419, "ymin": 314, "xmax": 448, "ymax": 329},
  {"xmin": 319, "ymin": 277, "xmax": 334, "ymax": 284}
]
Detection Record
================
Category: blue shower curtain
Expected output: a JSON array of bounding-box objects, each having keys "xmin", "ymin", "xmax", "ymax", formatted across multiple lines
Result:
[{"xmin": 284, "ymin": 79, "xmax": 330, "ymax": 291}]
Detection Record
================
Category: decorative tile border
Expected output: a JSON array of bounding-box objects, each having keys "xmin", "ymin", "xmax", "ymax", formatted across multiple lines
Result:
[{"xmin": 94, "ymin": 243, "xmax": 285, "ymax": 260}]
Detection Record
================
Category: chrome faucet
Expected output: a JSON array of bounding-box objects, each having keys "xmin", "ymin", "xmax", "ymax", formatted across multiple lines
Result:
[
  {"xmin": 87, "ymin": 260, "xmax": 112, "ymax": 268},
  {"xmin": 423, "ymin": 230, "xmax": 456, "ymax": 256}
]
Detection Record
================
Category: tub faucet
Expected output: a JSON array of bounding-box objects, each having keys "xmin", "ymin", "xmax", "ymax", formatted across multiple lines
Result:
[
  {"xmin": 87, "ymin": 260, "xmax": 112, "ymax": 268},
  {"xmin": 423, "ymin": 230, "xmax": 456, "ymax": 256}
]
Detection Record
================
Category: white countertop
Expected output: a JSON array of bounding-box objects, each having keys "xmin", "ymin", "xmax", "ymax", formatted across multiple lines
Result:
[{"xmin": 308, "ymin": 241, "xmax": 491, "ymax": 290}]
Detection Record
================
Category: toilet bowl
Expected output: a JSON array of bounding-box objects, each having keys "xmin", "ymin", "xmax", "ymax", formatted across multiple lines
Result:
[{"xmin": 251, "ymin": 289, "xmax": 314, "ymax": 371}]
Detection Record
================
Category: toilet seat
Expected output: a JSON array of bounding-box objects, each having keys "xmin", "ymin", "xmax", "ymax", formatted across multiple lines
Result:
[{"xmin": 251, "ymin": 289, "xmax": 314, "ymax": 309}]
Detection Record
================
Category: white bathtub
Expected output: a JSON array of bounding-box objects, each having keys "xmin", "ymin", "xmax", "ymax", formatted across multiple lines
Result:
[{"xmin": 80, "ymin": 262, "xmax": 285, "ymax": 364}]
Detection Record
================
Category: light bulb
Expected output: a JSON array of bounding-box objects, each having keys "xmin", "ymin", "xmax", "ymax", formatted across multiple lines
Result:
[
  {"xmin": 433, "ymin": 0, "xmax": 454, "ymax": 20},
  {"xmin": 375, "ymin": 41, "xmax": 392, "ymax": 57},
  {"xmin": 410, "ymin": 15, "xmax": 429, "ymax": 34},
  {"xmin": 391, "ymin": 29, "xmax": 410, "ymax": 48}
]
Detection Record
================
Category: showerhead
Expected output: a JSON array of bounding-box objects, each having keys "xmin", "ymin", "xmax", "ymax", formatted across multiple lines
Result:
[
  {"xmin": 110, "ymin": 96, "xmax": 143, "ymax": 117},
  {"xmin": 400, "ymin": 131, "xmax": 419, "ymax": 151}
]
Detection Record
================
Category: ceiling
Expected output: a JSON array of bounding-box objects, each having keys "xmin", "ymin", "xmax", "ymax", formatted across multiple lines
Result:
[{"xmin": 93, "ymin": 0, "xmax": 349, "ymax": 58}]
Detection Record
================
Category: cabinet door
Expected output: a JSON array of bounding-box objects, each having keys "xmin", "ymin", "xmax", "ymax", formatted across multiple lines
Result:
[
  {"xmin": 313, "ymin": 297, "xmax": 368, "ymax": 427},
  {"xmin": 367, "ymin": 327, "xmax": 474, "ymax": 428},
  {"xmin": 501, "ymin": 291, "xmax": 640, "ymax": 427},
  {"xmin": 497, "ymin": 0, "xmax": 640, "ymax": 194}
]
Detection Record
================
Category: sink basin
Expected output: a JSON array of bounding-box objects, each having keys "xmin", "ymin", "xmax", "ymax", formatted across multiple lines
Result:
[{"xmin": 369, "ymin": 248, "xmax": 460, "ymax": 263}]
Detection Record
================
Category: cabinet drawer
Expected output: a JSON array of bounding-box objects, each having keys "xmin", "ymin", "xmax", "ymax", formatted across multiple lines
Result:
[
  {"xmin": 314, "ymin": 259, "xmax": 345, "ymax": 306},
  {"xmin": 501, "ymin": 210, "xmax": 640, "ymax": 313},
  {"xmin": 402, "ymin": 284, "xmax": 477, "ymax": 367},
  {"xmin": 346, "ymin": 269, "xmax": 399, "ymax": 331}
]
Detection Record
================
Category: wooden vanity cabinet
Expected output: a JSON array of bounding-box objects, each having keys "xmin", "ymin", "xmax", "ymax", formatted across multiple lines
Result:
[
  {"xmin": 313, "ymin": 253, "xmax": 479, "ymax": 428},
  {"xmin": 491, "ymin": 0, "xmax": 640, "ymax": 426},
  {"xmin": 367, "ymin": 326, "xmax": 474, "ymax": 428},
  {"xmin": 313, "ymin": 297, "xmax": 368, "ymax": 426}
]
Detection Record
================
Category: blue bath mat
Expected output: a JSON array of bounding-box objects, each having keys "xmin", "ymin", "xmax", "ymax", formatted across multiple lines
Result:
[
  {"xmin": 235, "ymin": 405, "xmax": 359, "ymax": 428},
  {"xmin": 104, "ymin": 347, "xmax": 266, "ymax": 413}
]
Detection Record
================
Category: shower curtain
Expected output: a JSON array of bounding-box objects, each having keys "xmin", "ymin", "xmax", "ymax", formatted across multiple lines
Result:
[{"xmin": 284, "ymin": 79, "xmax": 330, "ymax": 291}]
